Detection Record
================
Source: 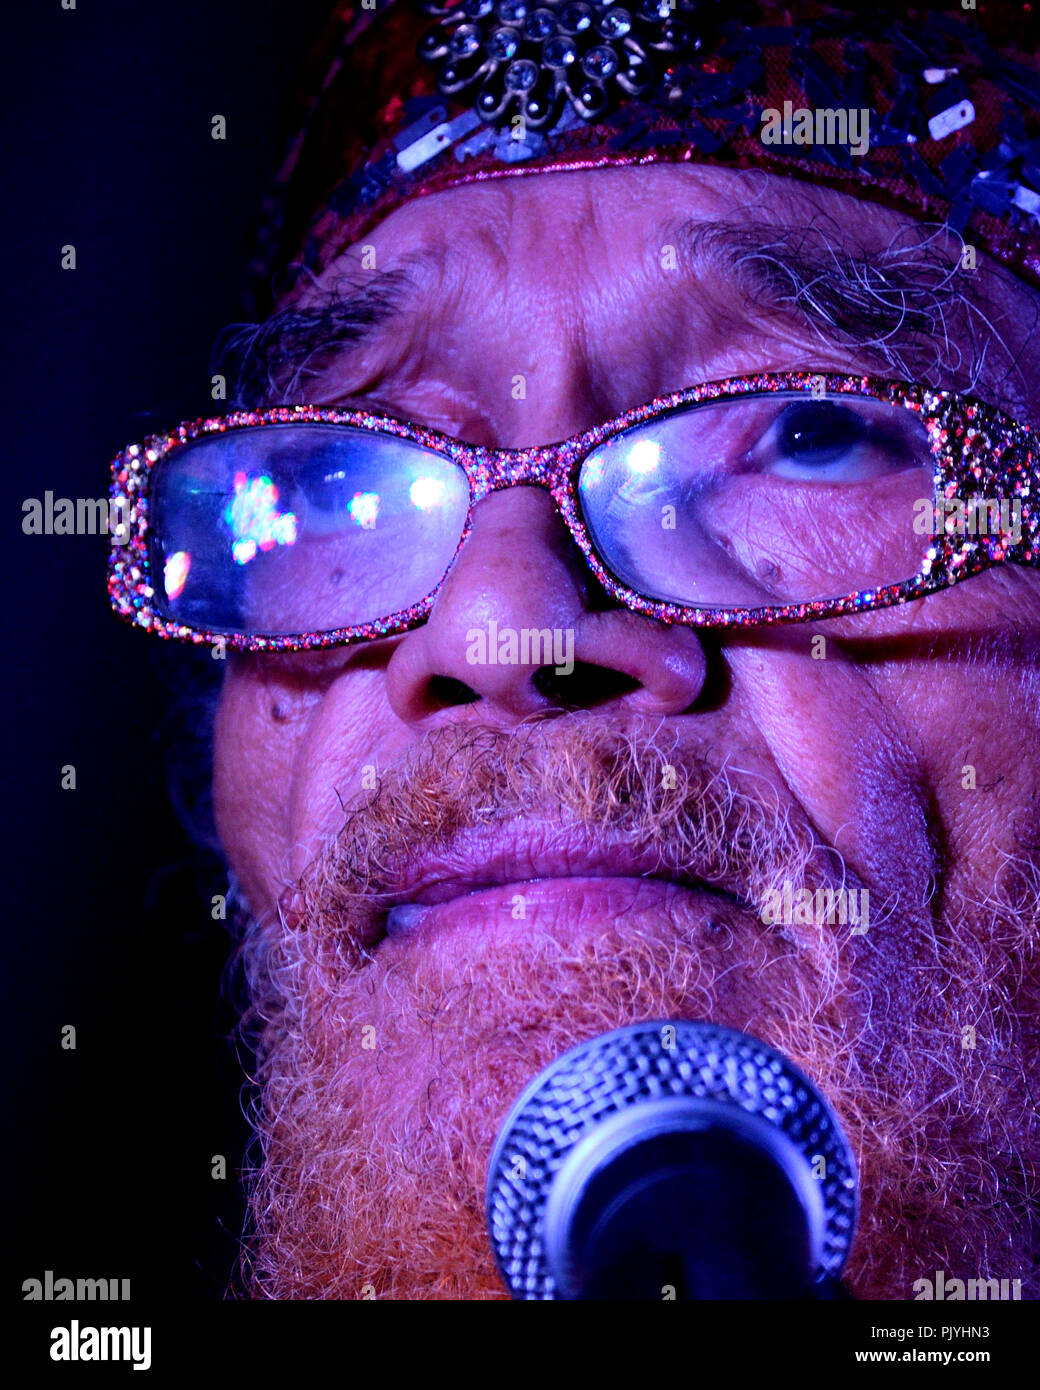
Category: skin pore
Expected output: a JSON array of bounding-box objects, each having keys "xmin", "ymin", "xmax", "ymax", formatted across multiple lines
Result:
[{"xmin": 212, "ymin": 165, "xmax": 1040, "ymax": 1298}]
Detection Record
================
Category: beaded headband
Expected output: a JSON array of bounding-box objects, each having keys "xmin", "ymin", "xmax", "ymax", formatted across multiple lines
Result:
[{"xmin": 247, "ymin": 0, "xmax": 1040, "ymax": 311}]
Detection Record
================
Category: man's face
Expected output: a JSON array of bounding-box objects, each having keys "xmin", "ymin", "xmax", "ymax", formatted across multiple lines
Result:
[{"xmin": 213, "ymin": 165, "xmax": 1040, "ymax": 1298}]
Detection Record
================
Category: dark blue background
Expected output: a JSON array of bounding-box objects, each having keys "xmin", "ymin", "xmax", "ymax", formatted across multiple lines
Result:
[{"xmin": 5, "ymin": 0, "xmax": 333, "ymax": 1300}]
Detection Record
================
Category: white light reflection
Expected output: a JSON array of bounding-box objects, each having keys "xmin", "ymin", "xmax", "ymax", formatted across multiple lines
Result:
[
  {"xmin": 227, "ymin": 472, "xmax": 298, "ymax": 565},
  {"xmin": 581, "ymin": 453, "xmax": 604, "ymax": 488},
  {"xmin": 349, "ymin": 491, "xmax": 380, "ymax": 529},
  {"xmin": 410, "ymin": 475, "xmax": 447, "ymax": 510},
  {"xmin": 164, "ymin": 550, "xmax": 191, "ymax": 599},
  {"xmin": 626, "ymin": 439, "xmax": 661, "ymax": 475}
]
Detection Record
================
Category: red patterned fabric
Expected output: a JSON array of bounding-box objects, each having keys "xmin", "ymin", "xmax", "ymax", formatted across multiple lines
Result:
[{"xmin": 248, "ymin": 1, "xmax": 1040, "ymax": 308}]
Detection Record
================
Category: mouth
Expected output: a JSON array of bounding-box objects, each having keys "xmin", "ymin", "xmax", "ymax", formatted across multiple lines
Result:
[{"xmin": 366, "ymin": 820, "xmax": 753, "ymax": 954}]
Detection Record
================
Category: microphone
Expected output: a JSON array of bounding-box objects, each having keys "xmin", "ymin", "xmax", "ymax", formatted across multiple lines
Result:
[{"xmin": 486, "ymin": 1021, "xmax": 858, "ymax": 1300}]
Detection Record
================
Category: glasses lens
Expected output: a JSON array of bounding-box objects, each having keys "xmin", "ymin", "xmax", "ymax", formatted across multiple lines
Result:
[
  {"xmin": 149, "ymin": 424, "xmax": 470, "ymax": 635},
  {"xmin": 578, "ymin": 393, "xmax": 937, "ymax": 608}
]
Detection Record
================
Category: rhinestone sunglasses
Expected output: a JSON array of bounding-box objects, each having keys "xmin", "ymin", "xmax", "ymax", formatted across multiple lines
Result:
[{"xmin": 108, "ymin": 369, "xmax": 1038, "ymax": 653}]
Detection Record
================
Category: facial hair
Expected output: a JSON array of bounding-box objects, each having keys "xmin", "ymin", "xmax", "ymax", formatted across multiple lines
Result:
[{"xmin": 231, "ymin": 715, "xmax": 1040, "ymax": 1300}]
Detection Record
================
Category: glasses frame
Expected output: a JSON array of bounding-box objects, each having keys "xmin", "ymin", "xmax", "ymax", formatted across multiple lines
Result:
[{"xmin": 108, "ymin": 369, "xmax": 1037, "ymax": 652}]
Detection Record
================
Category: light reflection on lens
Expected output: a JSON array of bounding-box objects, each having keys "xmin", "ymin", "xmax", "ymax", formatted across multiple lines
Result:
[
  {"xmin": 227, "ymin": 471, "xmax": 298, "ymax": 565},
  {"xmin": 626, "ymin": 439, "xmax": 660, "ymax": 475},
  {"xmin": 164, "ymin": 550, "xmax": 191, "ymax": 600},
  {"xmin": 579, "ymin": 393, "xmax": 935, "ymax": 608},
  {"xmin": 348, "ymin": 491, "xmax": 380, "ymax": 529},
  {"xmin": 152, "ymin": 424, "xmax": 473, "ymax": 634},
  {"xmin": 410, "ymin": 475, "xmax": 447, "ymax": 509}
]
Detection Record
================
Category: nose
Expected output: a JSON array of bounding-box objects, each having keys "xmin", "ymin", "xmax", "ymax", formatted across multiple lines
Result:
[{"xmin": 384, "ymin": 487, "xmax": 709, "ymax": 723}]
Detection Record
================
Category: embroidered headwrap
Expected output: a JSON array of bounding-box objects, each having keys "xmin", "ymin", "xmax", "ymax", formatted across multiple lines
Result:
[{"xmin": 247, "ymin": 0, "xmax": 1040, "ymax": 310}]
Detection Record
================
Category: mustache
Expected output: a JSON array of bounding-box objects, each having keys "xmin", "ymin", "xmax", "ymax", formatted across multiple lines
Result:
[
  {"xmin": 232, "ymin": 719, "xmax": 1040, "ymax": 1300},
  {"xmin": 281, "ymin": 713, "xmax": 855, "ymax": 960}
]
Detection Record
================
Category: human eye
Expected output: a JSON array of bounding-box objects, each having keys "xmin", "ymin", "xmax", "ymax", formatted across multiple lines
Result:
[{"xmin": 749, "ymin": 399, "xmax": 920, "ymax": 482}]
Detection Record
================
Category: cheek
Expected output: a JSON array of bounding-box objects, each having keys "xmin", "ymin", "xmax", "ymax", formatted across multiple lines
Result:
[
  {"xmin": 280, "ymin": 671, "xmax": 413, "ymax": 886},
  {"xmin": 728, "ymin": 579, "xmax": 1040, "ymax": 906},
  {"xmin": 727, "ymin": 629, "xmax": 939, "ymax": 913},
  {"xmin": 848, "ymin": 575, "xmax": 1040, "ymax": 881},
  {"xmin": 213, "ymin": 662, "xmax": 315, "ymax": 918},
  {"xmin": 893, "ymin": 646, "xmax": 1040, "ymax": 881},
  {"xmin": 213, "ymin": 659, "xmax": 410, "ymax": 917}
]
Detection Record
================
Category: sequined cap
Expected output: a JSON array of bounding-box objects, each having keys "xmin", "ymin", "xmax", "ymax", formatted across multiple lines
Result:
[{"xmin": 247, "ymin": 0, "xmax": 1040, "ymax": 311}]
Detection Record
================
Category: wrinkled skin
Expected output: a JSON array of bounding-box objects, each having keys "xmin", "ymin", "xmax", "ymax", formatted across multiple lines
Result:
[{"xmin": 213, "ymin": 166, "xmax": 1040, "ymax": 1299}]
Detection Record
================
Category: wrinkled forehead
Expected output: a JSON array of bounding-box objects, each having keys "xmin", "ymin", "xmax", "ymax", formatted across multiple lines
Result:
[{"xmin": 234, "ymin": 165, "xmax": 1040, "ymax": 425}]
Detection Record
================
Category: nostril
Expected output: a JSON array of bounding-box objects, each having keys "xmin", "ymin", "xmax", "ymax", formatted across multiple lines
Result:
[
  {"xmin": 428, "ymin": 674, "xmax": 481, "ymax": 708},
  {"xmin": 531, "ymin": 660, "xmax": 641, "ymax": 708}
]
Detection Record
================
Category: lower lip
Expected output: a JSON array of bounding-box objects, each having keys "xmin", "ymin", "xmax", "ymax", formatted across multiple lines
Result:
[{"xmin": 381, "ymin": 875, "xmax": 740, "ymax": 953}]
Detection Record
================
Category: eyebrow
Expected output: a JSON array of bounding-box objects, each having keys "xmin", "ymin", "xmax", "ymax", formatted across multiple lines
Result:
[
  {"xmin": 218, "ymin": 217, "xmax": 1033, "ymax": 414},
  {"xmin": 215, "ymin": 244, "xmax": 446, "ymax": 408},
  {"xmin": 665, "ymin": 216, "xmax": 1020, "ymax": 399}
]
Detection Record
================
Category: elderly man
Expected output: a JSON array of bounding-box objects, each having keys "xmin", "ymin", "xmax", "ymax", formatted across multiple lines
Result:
[{"xmin": 110, "ymin": 0, "xmax": 1039, "ymax": 1299}]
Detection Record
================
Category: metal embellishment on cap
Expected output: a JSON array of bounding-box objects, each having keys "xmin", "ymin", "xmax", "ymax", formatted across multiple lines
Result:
[
  {"xmin": 417, "ymin": 0, "xmax": 721, "ymax": 132},
  {"xmin": 393, "ymin": 104, "xmax": 486, "ymax": 173}
]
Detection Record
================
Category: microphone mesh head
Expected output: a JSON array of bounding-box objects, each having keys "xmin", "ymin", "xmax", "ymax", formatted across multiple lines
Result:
[{"xmin": 486, "ymin": 1021, "xmax": 858, "ymax": 1299}]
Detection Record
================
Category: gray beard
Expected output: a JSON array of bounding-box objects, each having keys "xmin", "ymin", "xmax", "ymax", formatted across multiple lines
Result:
[{"xmin": 230, "ymin": 716, "xmax": 1040, "ymax": 1299}]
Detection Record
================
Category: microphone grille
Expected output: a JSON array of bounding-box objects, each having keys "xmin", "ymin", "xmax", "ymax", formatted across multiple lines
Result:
[{"xmin": 486, "ymin": 1020, "xmax": 858, "ymax": 1299}]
